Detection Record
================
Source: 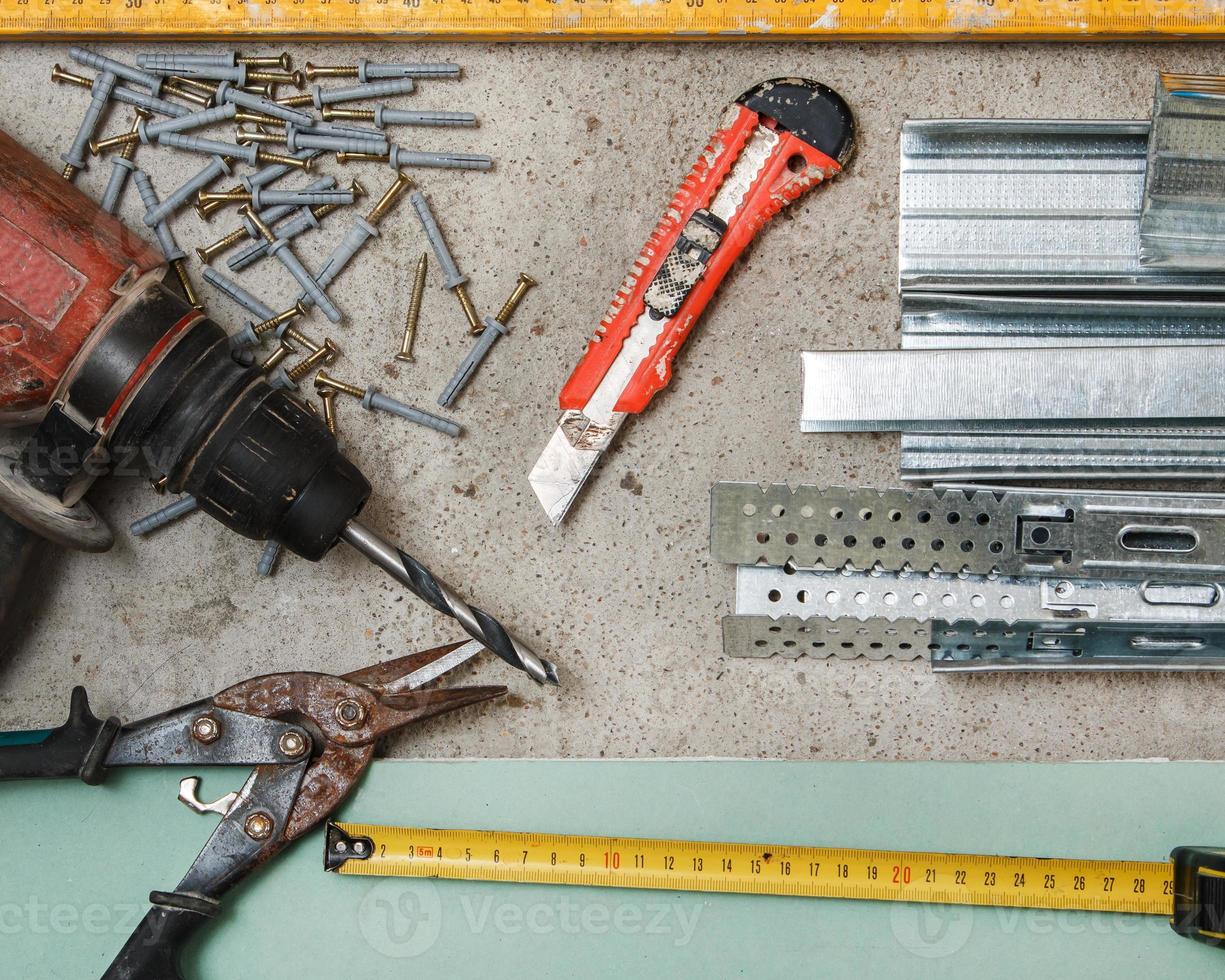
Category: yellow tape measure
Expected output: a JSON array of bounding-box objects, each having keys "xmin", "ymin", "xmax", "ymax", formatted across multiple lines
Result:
[
  {"xmin": 5, "ymin": 0, "xmax": 1224, "ymax": 40},
  {"xmin": 327, "ymin": 823, "xmax": 1174, "ymax": 916}
]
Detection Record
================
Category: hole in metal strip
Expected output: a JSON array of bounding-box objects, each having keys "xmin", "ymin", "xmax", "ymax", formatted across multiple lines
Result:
[{"xmin": 1118, "ymin": 525, "xmax": 1198, "ymax": 554}]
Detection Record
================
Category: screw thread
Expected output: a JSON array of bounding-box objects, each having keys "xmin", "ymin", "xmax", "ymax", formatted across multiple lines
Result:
[
  {"xmin": 322, "ymin": 107, "xmax": 374, "ymax": 121},
  {"xmin": 454, "ymin": 283, "xmax": 481, "ymax": 334},
  {"xmin": 283, "ymin": 324, "xmax": 324, "ymax": 354},
  {"xmin": 52, "ymin": 64, "xmax": 91, "ymax": 88},
  {"xmin": 320, "ymin": 389, "xmax": 338, "ymax": 434},
  {"xmin": 277, "ymin": 93, "xmax": 315, "ymax": 107},
  {"xmin": 256, "ymin": 147, "xmax": 311, "ymax": 170},
  {"xmin": 252, "ymin": 305, "xmax": 298, "ymax": 336},
  {"xmin": 198, "ymin": 190, "xmax": 251, "ymax": 205},
  {"xmin": 497, "ymin": 274, "xmax": 538, "ymax": 324},
  {"xmin": 171, "ymin": 260, "xmax": 202, "ymax": 309},
  {"xmin": 197, "ymin": 226, "xmax": 250, "ymax": 263},
  {"xmin": 305, "ymin": 64, "xmax": 358, "ymax": 80},
  {"xmin": 286, "ymin": 342, "xmax": 334, "ymax": 382},
  {"xmin": 238, "ymin": 53, "xmax": 292, "ymax": 70}
]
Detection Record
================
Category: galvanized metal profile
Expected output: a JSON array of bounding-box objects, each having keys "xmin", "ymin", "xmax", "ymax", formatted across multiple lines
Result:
[
  {"xmin": 709, "ymin": 482, "xmax": 1225, "ymax": 580},
  {"xmin": 899, "ymin": 427, "xmax": 1225, "ymax": 482},
  {"xmin": 898, "ymin": 118, "xmax": 1225, "ymax": 293},
  {"xmin": 735, "ymin": 564, "xmax": 1225, "ymax": 626},
  {"xmin": 800, "ymin": 344, "xmax": 1225, "ymax": 432},
  {"xmin": 899, "ymin": 293, "xmax": 1225, "ymax": 349},
  {"xmin": 722, "ymin": 613, "xmax": 1225, "ymax": 670}
]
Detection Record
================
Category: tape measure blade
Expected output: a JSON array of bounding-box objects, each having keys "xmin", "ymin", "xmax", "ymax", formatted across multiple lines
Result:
[{"xmin": 331, "ymin": 824, "xmax": 1173, "ymax": 917}]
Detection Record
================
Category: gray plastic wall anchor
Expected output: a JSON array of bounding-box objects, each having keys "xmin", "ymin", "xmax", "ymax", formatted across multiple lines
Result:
[
  {"xmin": 312, "ymin": 78, "xmax": 413, "ymax": 108},
  {"xmin": 202, "ymin": 267, "xmax": 277, "ymax": 321},
  {"xmin": 287, "ymin": 130, "xmax": 389, "ymax": 155},
  {"xmin": 358, "ymin": 60, "xmax": 460, "ymax": 82},
  {"xmin": 100, "ymin": 156, "xmax": 138, "ymax": 215},
  {"xmin": 242, "ymin": 175, "xmax": 338, "ymax": 232},
  {"xmin": 109, "ymin": 84, "xmax": 190, "ymax": 119},
  {"xmin": 218, "ymin": 82, "xmax": 313, "ymax": 127},
  {"xmin": 257, "ymin": 539, "xmax": 282, "ymax": 577},
  {"xmin": 250, "ymin": 187, "xmax": 354, "ymax": 210},
  {"xmin": 131, "ymin": 171, "xmax": 185, "ymax": 261},
  {"xmin": 157, "ymin": 64, "xmax": 248, "ymax": 85},
  {"xmin": 375, "ymin": 106, "xmax": 477, "ymax": 128},
  {"xmin": 156, "ymin": 131, "xmax": 259, "ymax": 166},
  {"xmin": 438, "ymin": 315, "xmax": 506, "ymax": 408},
  {"xmin": 410, "ymin": 190, "xmax": 466, "ymax": 289},
  {"xmin": 269, "ymin": 240, "xmax": 342, "ymax": 323},
  {"xmin": 305, "ymin": 218, "xmax": 376, "ymax": 304},
  {"xmin": 61, "ymin": 71, "xmax": 117, "ymax": 170},
  {"xmin": 130, "ymin": 494, "xmax": 199, "ymax": 535},
  {"xmin": 361, "ymin": 389, "xmax": 461, "ymax": 437},
  {"xmin": 143, "ymin": 102, "xmax": 237, "ymax": 142},
  {"xmin": 138, "ymin": 53, "xmax": 236, "ymax": 69},
  {"xmin": 302, "ymin": 120, "xmax": 386, "ymax": 140},
  {"xmin": 229, "ymin": 206, "xmax": 322, "ymax": 273},
  {"xmin": 240, "ymin": 149, "xmax": 320, "ymax": 193},
  {"xmin": 143, "ymin": 155, "xmax": 232, "ymax": 226},
  {"xmin": 69, "ymin": 47, "xmax": 163, "ymax": 94},
  {"xmin": 388, "ymin": 146, "xmax": 492, "ymax": 171}
]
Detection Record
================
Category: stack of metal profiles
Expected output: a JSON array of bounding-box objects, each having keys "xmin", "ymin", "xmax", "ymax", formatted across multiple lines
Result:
[
  {"xmin": 727, "ymin": 101, "xmax": 1225, "ymax": 669},
  {"xmin": 711, "ymin": 482, "xmax": 1225, "ymax": 670},
  {"xmin": 811, "ymin": 113, "xmax": 1225, "ymax": 482},
  {"xmin": 1140, "ymin": 73, "xmax": 1225, "ymax": 270}
]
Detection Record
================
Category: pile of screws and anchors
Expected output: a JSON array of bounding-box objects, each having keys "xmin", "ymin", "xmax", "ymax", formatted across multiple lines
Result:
[{"xmin": 53, "ymin": 47, "xmax": 539, "ymax": 574}]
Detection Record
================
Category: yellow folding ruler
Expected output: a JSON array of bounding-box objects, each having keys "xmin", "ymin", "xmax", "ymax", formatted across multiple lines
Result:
[
  {"xmin": 4, "ymin": 0, "xmax": 1223, "ymax": 40},
  {"xmin": 326, "ymin": 822, "xmax": 1225, "ymax": 948}
]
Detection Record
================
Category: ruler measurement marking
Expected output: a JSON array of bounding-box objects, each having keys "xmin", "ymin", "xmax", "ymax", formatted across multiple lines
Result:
[
  {"xmin": 3, "ymin": 0, "xmax": 1223, "ymax": 37},
  {"xmin": 334, "ymin": 824, "xmax": 1173, "ymax": 916}
]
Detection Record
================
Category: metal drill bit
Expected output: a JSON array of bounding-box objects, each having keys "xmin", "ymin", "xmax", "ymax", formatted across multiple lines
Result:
[
  {"xmin": 339, "ymin": 520, "xmax": 560, "ymax": 686},
  {"xmin": 397, "ymin": 252, "xmax": 427, "ymax": 363}
]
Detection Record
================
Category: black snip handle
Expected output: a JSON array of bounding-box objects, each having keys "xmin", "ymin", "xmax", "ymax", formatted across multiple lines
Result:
[
  {"xmin": 0, "ymin": 686, "xmax": 119, "ymax": 784},
  {"xmin": 102, "ymin": 892, "xmax": 219, "ymax": 980}
]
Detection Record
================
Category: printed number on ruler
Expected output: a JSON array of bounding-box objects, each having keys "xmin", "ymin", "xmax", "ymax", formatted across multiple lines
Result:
[
  {"xmin": 8, "ymin": 0, "xmax": 1225, "ymax": 39},
  {"xmin": 333, "ymin": 824, "xmax": 1174, "ymax": 916}
]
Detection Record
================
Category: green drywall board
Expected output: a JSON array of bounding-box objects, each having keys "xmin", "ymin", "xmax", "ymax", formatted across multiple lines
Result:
[{"xmin": 3, "ymin": 759, "xmax": 1222, "ymax": 978}]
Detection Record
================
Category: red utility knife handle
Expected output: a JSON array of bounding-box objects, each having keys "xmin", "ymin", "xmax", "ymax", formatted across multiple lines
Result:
[{"xmin": 559, "ymin": 81, "xmax": 852, "ymax": 415}]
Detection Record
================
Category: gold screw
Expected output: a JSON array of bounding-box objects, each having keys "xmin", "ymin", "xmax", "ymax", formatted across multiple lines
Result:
[
  {"xmin": 236, "ymin": 128, "xmax": 287, "ymax": 147},
  {"xmin": 304, "ymin": 63, "xmax": 359, "ymax": 81},
  {"xmin": 366, "ymin": 171, "xmax": 414, "ymax": 226},
  {"xmin": 314, "ymin": 369, "xmax": 365, "ymax": 400},
  {"xmin": 496, "ymin": 273, "xmax": 539, "ymax": 325},
  {"xmin": 234, "ymin": 109, "xmax": 286, "ymax": 126},
  {"xmin": 455, "ymin": 283, "xmax": 482, "ymax": 336},
  {"xmin": 321, "ymin": 107, "xmax": 374, "ymax": 122},
  {"xmin": 251, "ymin": 301, "xmax": 306, "ymax": 339},
  {"xmin": 247, "ymin": 69, "xmax": 305, "ymax": 89},
  {"xmin": 61, "ymin": 163, "xmax": 78, "ymax": 181},
  {"xmin": 242, "ymin": 205, "xmax": 278, "ymax": 245},
  {"xmin": 276, "ymin": 92, "xmax": 315, "ymax": 108},
  {"xmin": 118, "ymin": 110, "xmax": 151, "ymax": 163},
  {"xmin": 196, "ymin": 226, "xmax": 249, "ymax": 264},
  {"xmin": 283, "ymin": 323, "xmax": 328, "ymax": 355},
  {"xmin": 238, "ymin": 52, "xmax": 293, "ymax": 71},
  {"xmin": 197, "ymin": 188, "xmax": 252, "ymax": 208},
  {"xmin": 197, "ymin": 183, "xmax": 244, "ymax": 219},
  {"xmin": 260, "ymin": 339, "xmax": 296, "ymax": 373},
  {"xmin": 171, "ymin": 260, "xmax": 202, "ymax": 310},
  {"xmin": 319, "ymin": 387, "xmax": 338, "ymax": 435},
  {"xmin": 286, "ymin": 338, "xmax": 339, "ymax": 383},
  {"xmin": 336, "ymin": 150, "xmax": 386, "ymax": 166},
  {"xmin": 255, "ymin": 147, "xmax": 312, "ymax": 171},
  {"xmin": 51, "ymin": 64, "xmax": 91, "ymax": 89},
  {"xmin": 168, "ymin": 75, "xmax": 218, "ymax": 98},
  {"xmin": 244, "ymin": 812, "xmax": 274, "ymax": 841},
  {"xmin": 161, "ymin": 83, "xmax": 212, "ymax": 108},
  {"xmin": 397, "ymin": 252, "xmax": 428, "ymax": 363}
]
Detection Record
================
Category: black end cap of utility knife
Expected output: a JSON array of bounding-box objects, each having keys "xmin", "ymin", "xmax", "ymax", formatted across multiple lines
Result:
[
  {"xmin": 1171, "ymin": 846, "xmax": 1225, "ymax": 945},
  {"xmin": 737, "ymin": 78, "xmax": 856, "ymax": 167}
]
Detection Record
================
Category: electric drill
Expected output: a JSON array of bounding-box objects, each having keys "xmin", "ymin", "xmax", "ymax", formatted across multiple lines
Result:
[{"xmin": 0, "ymin": 128, "xmax": 557, "ymax": 685}]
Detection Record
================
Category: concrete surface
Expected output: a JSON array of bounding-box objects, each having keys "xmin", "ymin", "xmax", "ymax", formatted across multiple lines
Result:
[{"xmin": 2, "ymin": 41, "xmax": 1225, "ymax": 762}]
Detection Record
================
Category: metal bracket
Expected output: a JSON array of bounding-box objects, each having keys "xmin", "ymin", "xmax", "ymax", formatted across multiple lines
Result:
[{"xmin": 711, "ymin": 483, "xmax": 1225, "ymax": 581}]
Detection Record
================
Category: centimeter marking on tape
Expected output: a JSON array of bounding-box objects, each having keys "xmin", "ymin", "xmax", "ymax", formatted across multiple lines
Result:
[
  {"xmin": 332, "ymin": 823, "xmax": 1174, "ymax": 916},
  {"xmin": 3, "ymin": 0, "xmax": 1223, "ymax": 40}
]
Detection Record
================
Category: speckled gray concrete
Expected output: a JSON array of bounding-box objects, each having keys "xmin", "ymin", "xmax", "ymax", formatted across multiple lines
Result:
[{"xmin": 2, "ymin": 41, "xmax": 1225, "ymax": 761}]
